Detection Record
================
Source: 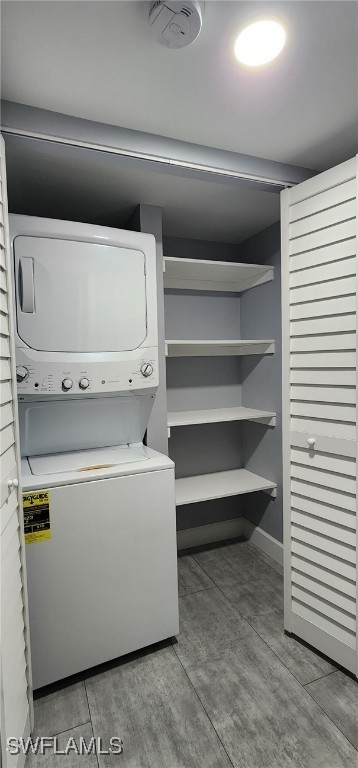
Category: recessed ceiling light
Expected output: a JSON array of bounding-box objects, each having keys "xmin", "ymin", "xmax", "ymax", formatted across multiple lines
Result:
[{"xmin": 234, "ymin": 19, "xmax": 286, "ymax": 68}]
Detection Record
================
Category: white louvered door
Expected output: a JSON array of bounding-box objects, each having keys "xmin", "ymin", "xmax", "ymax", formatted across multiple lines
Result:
[
  {"xmin": 0, "ymin": 137, "xmax": 33, "ymax": 766},
  {"xmin": 281, "ymin": 156, "xmax": 358, "ymax": 676}
]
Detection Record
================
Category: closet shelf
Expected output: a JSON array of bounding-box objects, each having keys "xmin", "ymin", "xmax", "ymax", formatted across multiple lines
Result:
[
  {"xmin": 165, "ymin": 339, "xmax": 275, "ymax": 357},
  {"xmin": 176, "ymin": 468, "xmax": 277, "ymax": 506},
  {"xmin": 167, "ymin": 406, "xmax": 276, "ymax": 429},
  {"xmin": 163, "ymin": 257, "xmax": 274, "ymax": 292}
]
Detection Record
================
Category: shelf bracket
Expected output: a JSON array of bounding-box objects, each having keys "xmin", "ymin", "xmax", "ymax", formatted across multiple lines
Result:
[
  {"xmin": 263, "ymin": 487, "xmax": 277, "ymax": 499},
  {"xmin": 252, "ymin": 415, "xmax": 276, "ymax": 427},
  {"xmin": 237, "ymin": 268, "xmax": 274, "ymax": 292}
]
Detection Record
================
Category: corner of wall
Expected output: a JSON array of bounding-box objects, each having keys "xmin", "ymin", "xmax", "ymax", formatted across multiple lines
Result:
[{"xmin": 128, "ymin": 204, "xmax": 169, "ymax": 456}]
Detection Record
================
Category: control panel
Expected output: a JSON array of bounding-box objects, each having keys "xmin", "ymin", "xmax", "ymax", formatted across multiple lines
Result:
[{"xmin": 15, "ymin": 348, "xmax": 158, "ymax": 397}]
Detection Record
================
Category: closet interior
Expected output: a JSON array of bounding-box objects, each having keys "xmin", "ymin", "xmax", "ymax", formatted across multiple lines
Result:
[
  {"xmin": 164, "ymin": 253, "xmax": 277, "ymax": 510},
  {"xmin": 4, "ymin": 129, "xmax": 283, "ymax": 547}
]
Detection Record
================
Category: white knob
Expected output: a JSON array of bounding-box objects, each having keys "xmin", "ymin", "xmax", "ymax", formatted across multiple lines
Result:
[
  {"xmin": 307, "ymin": 438, "xmax": 316, "ymax": 447},
  {"xmin": 62, "ymin": 378, "xmax": 73, "ymax": 391},
  {"xmin": 16, "ymin": 366, "xmax": 29, "ymax": 383},
  {"xmin": 8, "ymin": 478, "xmax": 19, "ymax": 490},
  {"xmin": 79, "ymin": 377, "xmax": 90, "ymax": 390},
  {"xmin": 140, "ymin": 362, "xmax": 153, "ymax": 378}
]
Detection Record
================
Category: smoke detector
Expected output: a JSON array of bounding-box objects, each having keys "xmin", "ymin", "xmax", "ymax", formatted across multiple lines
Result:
[{"xmin": 149, "ymin": 1, "xmax": 202, "ymax": 48}]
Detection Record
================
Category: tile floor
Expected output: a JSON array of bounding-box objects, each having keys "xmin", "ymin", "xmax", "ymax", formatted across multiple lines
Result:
[{"xmin": 26, "ymin": 539, "xmax": 358, "ymax": 767}]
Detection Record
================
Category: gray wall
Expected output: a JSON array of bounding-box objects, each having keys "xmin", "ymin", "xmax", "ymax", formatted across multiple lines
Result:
[
  {"xmin": 163, "ymin": 236, "xmax": 241, "ymax": 262},
  {"xmin": 166, "ymin": 357, "xmax": 242, "ymax": 412},
  {"xmin": 239, "ymin": 222, "xmax": 283, "ymax": 542},
  {"xmin": 164, "ymin": 290, "xmax": 241, "ymax": 342}
]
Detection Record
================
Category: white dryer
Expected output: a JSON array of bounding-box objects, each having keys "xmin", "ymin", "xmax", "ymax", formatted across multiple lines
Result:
[
  {"xmin": 10, "ymin": 215, "xmax": 159, "ymax": 398},
  {"xmin": 10, "ymin": 215, "xmax": 179, "ymax": 689}
]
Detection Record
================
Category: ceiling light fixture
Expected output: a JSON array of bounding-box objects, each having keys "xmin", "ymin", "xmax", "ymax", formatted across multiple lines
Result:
[{"xmin": 234, "ymin": 19, "xmax": 286, "ymax": 68}]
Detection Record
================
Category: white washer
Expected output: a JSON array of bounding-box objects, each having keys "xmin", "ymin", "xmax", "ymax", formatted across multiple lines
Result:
[{"xmin": 22, "ymin": 445, "xmax": 178, "ymax": 689}]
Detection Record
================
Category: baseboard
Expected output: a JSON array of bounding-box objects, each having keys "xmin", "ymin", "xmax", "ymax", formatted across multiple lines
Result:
[
  {"xmin": 177, "ymin": 517, "xmax": 283, "ymax": 567},
  {"xmin": 176, "ymin": 518, "xmax": 245, "ymax": 550},
  {"xmin": 242, "ymin": 519, "xmax": 283, "ymax": 567}
]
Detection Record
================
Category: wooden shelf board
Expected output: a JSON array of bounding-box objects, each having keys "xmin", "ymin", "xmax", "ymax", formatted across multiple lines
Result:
[
  {"xmin": 163, "ymin": 257, "xmax": 274, "ymax": 292},
  {"xmin": 165, "ymin": 339, "xmax": 275, "ymax": 357},
  {"xmin": 176, "ymin": 468, "xmax": 277, "ymax": 506},
  {"xmin": 167, "ymin": 406, "xmax": 276, "ymax": 429}
]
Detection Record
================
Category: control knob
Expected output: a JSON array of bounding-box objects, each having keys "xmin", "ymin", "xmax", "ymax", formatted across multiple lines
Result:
[
  {"xmin": 62, "ymin": 378, "xmax": 73, "ymax": 391},
  {"xmin": 79, "ymin": 377, "xmax": 90, "ymax": 390},
  {"xmin": 16, "ymin": 366, "xmax": 29, "ymax": 383},
  {"xmin": 140, "ymin": 362, "xmax": 153, "ymax": 377}
]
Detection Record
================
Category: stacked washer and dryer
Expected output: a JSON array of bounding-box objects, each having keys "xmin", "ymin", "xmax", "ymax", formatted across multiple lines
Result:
[{"xmin": 10, "ymin": 215, "xmax": 179, "ymax": 689}]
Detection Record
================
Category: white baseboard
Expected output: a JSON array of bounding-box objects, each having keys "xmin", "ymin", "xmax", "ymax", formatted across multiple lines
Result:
[
  {"xmin": 177, "ymin": 517, "xmax": 283, "ymax": 567},
  {"xmin": 242, "ymin": 519, "xmax": 283, "ymax": 567}
]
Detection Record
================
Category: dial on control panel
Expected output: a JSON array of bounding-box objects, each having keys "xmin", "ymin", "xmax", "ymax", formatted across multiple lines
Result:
[
  {"xmin": 16, "ymin": 366, "xmax": 29, "ymax": 383},
  {"xmin": 79, "ymin": 377, "xmax": 90, "ymax": 390},
  {"xmin": 140, "ymin": 362, "xmax": 153, "ymax": 378},
  {"xmin": 62, "ymin": 378, "xmax": 73, "ymax": 391}
]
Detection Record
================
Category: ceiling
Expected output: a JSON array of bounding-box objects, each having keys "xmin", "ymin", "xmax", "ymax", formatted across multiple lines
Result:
[
  {"xmin": 1, "ymin": 0, "xmax": 357, "ymax": 171},
  {"xmin": 1, "ymin": 1, "xmax": 357, "ymax": 243}
]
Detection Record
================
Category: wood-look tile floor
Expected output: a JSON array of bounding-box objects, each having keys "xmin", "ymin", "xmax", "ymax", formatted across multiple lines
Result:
[{"xmin": 27, "ymin": 539, "xmax": 358, "ymax": 768}]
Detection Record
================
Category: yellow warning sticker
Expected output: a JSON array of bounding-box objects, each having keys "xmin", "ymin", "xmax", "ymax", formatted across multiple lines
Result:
[{"xmin": 23, "ymin": 490, "xmax": 51, "ymax": 544}]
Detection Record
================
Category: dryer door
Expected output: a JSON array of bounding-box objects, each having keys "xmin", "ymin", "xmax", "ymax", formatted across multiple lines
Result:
[{"xmin": 14, "ymin": 237, "xmax": 147, "ymax": 352}]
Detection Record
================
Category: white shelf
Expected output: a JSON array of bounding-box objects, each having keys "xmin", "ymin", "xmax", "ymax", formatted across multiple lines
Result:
[
  {"xmin": 163, "ymin": 257, "xmax": 274, "ymax": 293},
  {"xmin": 165, "ymin": 339, "xmax": 275, "ymax": 357},
  {"xmin": 167, "ymin": 406, "xmax": 276, "ymax": 429},
  {"xmin": 176, "ymin": 469, "xmax": 277, "ymax": 506}
]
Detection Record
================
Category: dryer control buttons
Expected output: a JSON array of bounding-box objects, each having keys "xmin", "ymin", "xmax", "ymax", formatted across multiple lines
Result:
[
  {"xmin": 79, "ymin": 377, "xmax": 90, "ymax": 390},
  {"xmin": 16, "ymin": 366, "xmax": 29, "ymax": 383},
  {"xmin": 62, "ymin": 378, "xmax": 73, "ymax": 391},
  {"xmin": 140, "ymin": 362, "xmax": 153, "ymax": 377}
]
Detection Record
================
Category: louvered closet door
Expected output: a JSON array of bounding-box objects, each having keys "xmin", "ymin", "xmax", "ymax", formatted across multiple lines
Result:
[
  {"xmin": 0, "ymin": 136, "xmax": 33, "ymax": 767},
  {"xmin": 281, "ymin": 156, "xmax": 358, "ymax": 676}
]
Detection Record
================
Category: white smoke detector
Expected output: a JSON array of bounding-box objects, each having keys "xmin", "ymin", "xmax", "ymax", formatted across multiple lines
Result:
[{"xmin": 149, "ymin": 1, "xmax": 202, "ymax": 48}]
